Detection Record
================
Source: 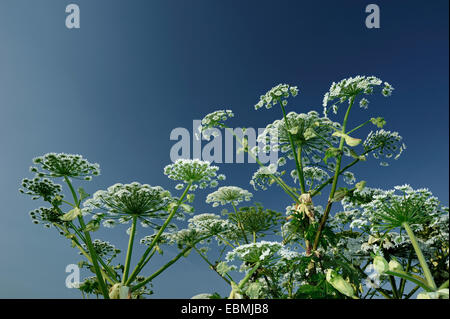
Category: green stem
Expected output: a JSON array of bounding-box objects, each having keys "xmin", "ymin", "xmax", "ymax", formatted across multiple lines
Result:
[
  {"xmin": 346, "ymin": 119, "xmax": 371, "ymax": 135},
  {"xmin": 399, "ymin": 250, "xmax": 414, "ymax": 297},
  {"xmin": 238, "ymin": 262, "xmax": 261, "ymax": 289},
  {"xmin": 193, "ymin": 247, "xmax": 232, "ymax": 285},
  {"xmin": 402, "ymin": 222, "xmax": 437, "ymax": 290},
  {"xmin": 126, "ymin": 183, "xmax": 191, "ymax": 285},
  {"xmin": 63, "ymin": 176, "xmax": 110, "ymax": 299},
  {"xmin": 232, "ymin": 204, "xmax": 249, "ymax": 244},
  {"xmin": 122, "ymin": 215, "xmax": 138, "ymax": 284},
  {"xmin": 280, "ymin": 102, "xmax": 306, "ymax": 193},
  {"xmin": 312, "ymin": 97, "xmax": 355, "ymax": 251},
  {"xmin": 131, "ymin": 236, "xmax": 210, "ymax": 292}
]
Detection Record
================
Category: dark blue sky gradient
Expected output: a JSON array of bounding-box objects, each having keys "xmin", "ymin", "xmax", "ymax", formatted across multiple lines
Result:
[{"xmin": 0, "ymin": 0, "xmax": 448, "ymax": 298}]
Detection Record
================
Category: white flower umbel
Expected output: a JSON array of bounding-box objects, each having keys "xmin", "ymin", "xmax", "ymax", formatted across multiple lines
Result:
[
  {"xmin": 84, "ymin": 182, "xmax": 175, "ymax": 227},
  {"xmin": 206, "ymin": 186, "xmax": 253, "ymax": 207},
  {"xmin": 257, "ymin": 111, "xmax": 339, "ymax": 163},
  {"xmin": 200, "ymin": 110, "xmax": 234, "ymax": 139},
  {"xmin": 164, "ymin": 159, "xmax": 221, "ymax": 190},
  {"xmin": 250, "ymin": 164, "xmax": 279, "ymax": 191},
  {"xmin": 20, "ymin": 177, "xmax": 62, "ymax": 201},
  {"xmin": 30, "ymin": 153, "xmax": 100, "ymax": 180},
  {"xmin": 254, "ymin": 84, "xmax": 299, "ymax": 110},
  {"xmin": 322, "ymin": 76, "xmax": 394, "ymax": 117},
  {"xmin": 363, "ymin": 129, "xmax": 406, "ymax": 165},
  {"xmin": 226, "ymin": 241, "xmax": 283, "ymax": 264}
]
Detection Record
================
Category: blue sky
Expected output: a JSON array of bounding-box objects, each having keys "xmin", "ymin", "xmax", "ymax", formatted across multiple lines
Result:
[{"xmin": 0, "ymin": 0, "xmax": 448, "ymax": 298}]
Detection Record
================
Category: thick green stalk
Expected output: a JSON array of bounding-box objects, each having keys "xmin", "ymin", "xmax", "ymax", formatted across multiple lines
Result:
[
  {"xmin": 238, "ymin": 262, "xmax": 261, "ymax": 289},
  {"xmin": 280, "ymin": 102, "xmax": 306, "ymax": 193},
  {"xmin": 126, "ymin": 183, "xmax": 191, "ymax": 285},
  {"xmin": 312, "ymin": 97, "xmax": 355, "ymax": 251},
  {"xmin": 122, "ymin": 215, "xmax": 138, "ymax": 284},
  {"xmin": 402, "ymin": 222, "xmax": 437, "ymax": 290},
  {"xmin": 63, "ymin": 176, "xmax": 110, "ymax": 299}
]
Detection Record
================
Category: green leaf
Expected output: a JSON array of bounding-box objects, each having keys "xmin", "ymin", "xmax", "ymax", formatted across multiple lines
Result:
[
  {"xmin": 324, "ymin": 147, "xmax": 341, "ymax": 164},
  {"xmin": 332, "ymin": 132, "xmax": 361, "ymax": 147},
  {"xmin": 370, "ymin": 117, "xmax": 386, "ymax": 128},
  {"xmin": 78, "ymin": 187, "xmax": 90, "ymax": 201},
  {"xmin": 61, "ymin": 207, "xmax": 81, "ymax": 221}
]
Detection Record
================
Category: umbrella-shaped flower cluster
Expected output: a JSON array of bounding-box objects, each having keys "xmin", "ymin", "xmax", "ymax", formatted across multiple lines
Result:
[
  {"xmin": 164, "ymin": 159, "xmax": 222, "ymax": 190},
  {"xmin": 254, "ymin": 84, "xmax": 299, "ymax": 110},
  {"xmin": 30, "ymin": 153, "xmax": 100, "ymax": 180},
  {"xmin": 206, "ymin": 186, "xmax": 253, "ymax": 207},
  {"xmin": 83, "ymin": 182, "xmax": 175, "ymax": 228}
]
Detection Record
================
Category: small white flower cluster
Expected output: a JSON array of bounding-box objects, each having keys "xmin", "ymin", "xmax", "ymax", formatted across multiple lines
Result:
[
  {"xmin": 257, "ymin": 111, "xmax": 339, "ymax": 163},
  {"xmin": 330, "ymin": 185, "xmax": 448, "ymax": 264},
  {"xmin": 81, "ymin": 239, "xmax": 120, "ymax": 259},
  {"xmin": 363, "ymin": 130, "xmax": 406, "ymax": 166},
  {"xmin": 20, "ymin": 177, "xmax": 62, "ymax": 201},
  {"xmin": 188, "ymin": 213, "xmax": 239, "ymax": 240},
  {"xmin": 226, "ymin": 241, "xmax": 282, "ymax": 264},
  {"xmin": 322, "ymin": 76, "xmax": 394, "ymax": 116},
  {"xmin": 83, "ymin": 182, "xmax": 174, "ymax": 226},
  {"xmin": 29, "ymin": 206, "xmax": 65, "ymax": 229},
  {"xmin": 291, "ymin": 166, "xmax": 329, "ymax": 187},
  {"xmin": 200, "ymin": 110, "xmax": 234, "ymax": 140},
  {"xmin": 254, "ymin": 84, "xmax": 299, "ymax": 110},
  {"xmin": 249, "ymin": 164, "xmax": 279, "ymax": 191},
  {"xmin": 30, "ymin": 153, "xmax": 100, "ymax": 180},
  {"xmin": 206, "ymin": 186, "xmax": 253, "ymax": 207},
  {"xmin": 164, "ymin": 159, "xmax": 221, "ymax": 190}
]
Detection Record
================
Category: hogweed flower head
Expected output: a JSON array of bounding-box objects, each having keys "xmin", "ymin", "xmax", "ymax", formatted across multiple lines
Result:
[
  {"xmin": 164, "ymin": 159, "xmax": 220, "ymax": 190},
  {"xmin": 84, "ymin": 182, "xmax": 176, "ymax": 227},
  {"xmin": 258, "ymin": 111, "xmax": 339, "ymax": 162},
  {"xmin": 20, "ymin": 177, "xmax": 62, "ymax": 201},
  {"xmin": 30, "ymin": 153, "xmax": 100, "ymax": 179},
  {"xmin": 226, "ymin": 241, "xmax": 283, "ymax": 264},
  {"xmin": 206, "ymin": 186, "xmax": 253, "ymax": 207},
  {"xmin": 322, "ymin": 76, "xmax": 393, "ymax": 117},
  {"xmin": 363, "ymin": 129, "xmax": 406, "ymax": 165},
  {"xmin": 80, "ymin": 239, "xmax": 120, "ymax": 260},
  {"xmin": 254, "ymin": 84, "xmax": 299, "ymax": 110},
  {"xmin": 250, "ymin": 164, "xmax": 279, "ymax": 191},
  {"xmin": 29, "ymin": 206, "xmax": 66, "ymax": 229},
  {"xmin": 200, "ymin": 110, "xmax": 234, "ymax": 139}
]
